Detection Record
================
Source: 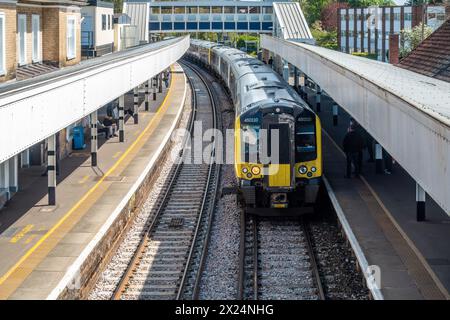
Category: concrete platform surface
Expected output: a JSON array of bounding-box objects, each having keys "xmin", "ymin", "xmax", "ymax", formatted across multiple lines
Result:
[{"xmin": 0, "ymin": 64, "xmax": 187, "ymax": 299}]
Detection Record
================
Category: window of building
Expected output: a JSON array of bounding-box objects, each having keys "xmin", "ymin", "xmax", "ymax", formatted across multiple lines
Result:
[
  {"xmin": 212, "ymin": 6, "xmax": 222, "ymax": 14},
  {"xmin": 151, "ymin": 7, "xmax": 160, "ymax": 14},
  {"xmin": 102, "ymin": 14, "xmax": 106, "ymax": 30},
  {"xmin": 404, "ymin": 13, "xmax": 412, "ymax": 21},
  {"xmin": 187, "ymin": 6, "xmax": 198, "ymax": 14},
  {"xmin": 224, "ymin": 6, "xmax": 235, "ymax": 14},
  {"xmin": 249, "ymin": 6, "xmax": 260, "ymax": 14},
  {"xmin": 18, "ymin": 14, "xmax": 26, "ymax": 65},
  {"xmin": 199, "ymin": 6, "xmax": 210, "ymax": 14},
  {"xmin": 32, "ymin": 15, "xmax": 40, "ymax": 62},
  {"xmin": 0, "ymin": 13, "xmax": 4, "ymax": 74},
  {"xmin": 263, "ymin": 7, "xmax": 273, "ymax": 14},
  {"xmin": 237, "ymin": 7, "xmax": 248, "ymax": 14},
  {"xmin": 67, "ymin": 16, "xmax": 76, "ymax": 60},
  {"xmin": 161, "ymin": 6, "xmax": 172, "ymax": 14},
  {"xmin": 174, "ymin": 7, "xmax": 185, "ymax": 14}
]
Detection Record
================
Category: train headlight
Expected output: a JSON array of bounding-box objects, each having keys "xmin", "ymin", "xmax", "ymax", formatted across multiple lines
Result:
[
  {"xmin": 242, "ymin": 167, "xmax": 248, "ymax": 174},
  {"xmin": 311, "ymin": 166, "xmax": 317, "ymax": 173},
  {"xmin": 299, "ymin": 166, "xmax": 308, "ymax": 174},
  {"xmin": 251, "ymin": 166, "xmax": 261, "ymax": 175},
  {"xmin": 247, "ymin": 173, "xmax": 253, "ymax": 179}
]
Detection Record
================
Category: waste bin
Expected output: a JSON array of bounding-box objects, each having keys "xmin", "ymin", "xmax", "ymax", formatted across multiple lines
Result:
[{"xmin": 73, "ymin": 126, "xmax": 86, "ymax": 150}]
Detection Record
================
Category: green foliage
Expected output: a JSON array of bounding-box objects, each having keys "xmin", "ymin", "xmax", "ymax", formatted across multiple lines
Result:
[
  {"xmin": 400, "ymin": 23, "xmax": 434, "ymax": 58},
  {"xmin": 404, "ymin": 0, "xmax": 444, "ymax": 5},
  {"xmin": 310, "ymin": 21, "xmax": 338, "ymax": 50},
  {"xmin": 352, "ymin": 52, "xmax": 378, "ymax": 59},
  {"xmin": 296, "ymin": 0, "xmax": 332, "ymax": 25},
  {"xmin": 109, "ymin": 0, "xmax": 123, "ymax": 14}
]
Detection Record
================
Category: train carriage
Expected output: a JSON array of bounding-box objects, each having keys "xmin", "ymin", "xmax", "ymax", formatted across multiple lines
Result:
[{"xmin": 187, "ymin": 40, "xmax": 322, "ymax": 215}]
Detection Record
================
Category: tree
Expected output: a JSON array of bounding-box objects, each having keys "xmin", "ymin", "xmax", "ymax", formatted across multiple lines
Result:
[
  {"xmin": 106, "ymin": 0, "xmax": 123, "ymax": 14},
  {"xmin": 310, "ymin": 21, "xmax": 339, "ymax": 49},
  {"xmin": 342, "ymin": 0, "xmax": 396, "ymax": 6},
  {"xmin": 400, "ymin": 23, "xmax": 433, "ymax": 58},
  {"xmin": 404, "ymin": 0, "xmax": 443, "ymax": 5}
]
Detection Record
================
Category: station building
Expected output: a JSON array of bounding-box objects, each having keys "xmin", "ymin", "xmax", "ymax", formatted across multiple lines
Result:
[
  {"xmin": 0, "ymin": 0, "xmax": 85, "ymax": 82},
  {"xmin": 123, "ymin": 0, "xmax": 277, "ymax": 43},
  {"xmin": 337, "ymin": 4, "xmax": 447, "ymax": 62}
]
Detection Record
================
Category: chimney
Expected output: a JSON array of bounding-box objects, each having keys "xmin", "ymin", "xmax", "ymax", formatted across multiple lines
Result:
[{"xmin": 389, "ymin": 34, "xmax": 399, "ymax": 64}]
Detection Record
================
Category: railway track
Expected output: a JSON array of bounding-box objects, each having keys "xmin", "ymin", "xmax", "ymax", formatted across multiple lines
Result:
[
  {"xmin": 239, "ymin": 214, "xmax": 325, "ymax": 300},
  {"xmin": 112, "ymin": 62, "xmax": 220, "ymax": 300}
]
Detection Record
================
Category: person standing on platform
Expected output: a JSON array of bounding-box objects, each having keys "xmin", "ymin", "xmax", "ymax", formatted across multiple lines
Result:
[
  {"xmin": 163, "ymin": 70, "xmax": 170, "ymax": 88},
  {"xmin": 343, "ymin": 124, "xmax": 365, "ymax": 178}
]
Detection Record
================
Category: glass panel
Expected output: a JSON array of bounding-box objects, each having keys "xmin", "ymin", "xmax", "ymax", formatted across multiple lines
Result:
[
  {"xmin": 161, "ymin": 6, "xmax": 172, "ymax": 14},
  {"xmin": 237, "ymin": 7, "xmax": 248, "ymax": 14},
  {"xmin": 187, "ymin": 6, "xmax": 198, "ymax": 14},
  {"xmin": 249, "ymin": 6, "xmax": 260, "ymax": 14},
  {"xmin": 199, "ymin": 7, "xmax": 210, "ymax": 14},
  {"xmin": 224, "ymin": 6, "xmax": 235, "ymax": 14},
  {"xmin": 263, "ymin": 7, "xmax": 273, "ymax": 14},
  {"xmin": 67, "ymin": 18, "xmax": 76, "ymax": 59},
  {"xmin": 32, "ymin": 15, "xmax": 40, "ymax": 62},
  {"xmin": 211, "ymin": 6, "xmax": 222, "ymax": 14},
  {"xmin": 19, "ymin": 15, "xmax": 26, "ymax": 65},
  {"xmin": 151, "ymin": 7, "xmax": 160, "ymax": 14},
  {"xmin": 174, "ymin": 7, "xmax": 185, "ymax": 14}
]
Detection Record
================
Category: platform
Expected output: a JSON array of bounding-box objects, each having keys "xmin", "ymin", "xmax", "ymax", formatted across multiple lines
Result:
[
  {"xmin": 0, "ymin": 64, "xmax": 187, "ymax": 300},
  {"xmin": 302, "ymin": 85, "xmax": 450, "ymax": 299}
]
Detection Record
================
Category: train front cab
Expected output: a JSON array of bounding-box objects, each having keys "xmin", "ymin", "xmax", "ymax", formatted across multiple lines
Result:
[{"xmin": 235, "ymin": 106, "xmax": 322, "ymax": 216}]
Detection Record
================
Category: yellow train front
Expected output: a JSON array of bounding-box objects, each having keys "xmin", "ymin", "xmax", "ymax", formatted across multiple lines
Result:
[
  {"xmin": 187, "ymin": 40, "xmax": 322, "ymax": 215},
  {"xmin": 235, "ymin": 100, "xmax": 322, "ymax": 215}
]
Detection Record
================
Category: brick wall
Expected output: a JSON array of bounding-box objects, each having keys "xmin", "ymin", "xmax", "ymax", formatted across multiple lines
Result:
[
  {"xmin": 42, "ymin": 7, "xmax": 60, "ymax": 63},
  {"xmin": 41, "ymin": 7, "xmax": 82, "ymax": 67},
  {"xmin": 0, "ymin": 3, "xmax": 17, "ymax": 82}
]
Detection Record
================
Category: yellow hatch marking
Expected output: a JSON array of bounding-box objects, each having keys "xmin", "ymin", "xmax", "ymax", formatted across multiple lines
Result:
[
  {"xmin": 0, "ymin": 67, "xmax": 176, "ymax": 294},
  {"xmin": 9, "ymin": 225, "xmax": 34, "ymax": 244},
  {"xmin": 24, "ymin": 235, "xmax": 38, "ymax": 245}
]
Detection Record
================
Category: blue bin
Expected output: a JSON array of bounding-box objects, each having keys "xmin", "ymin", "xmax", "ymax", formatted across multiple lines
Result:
[{"xmin": 73, "ymin": 126, "xmax": 86, "ymax": 150}]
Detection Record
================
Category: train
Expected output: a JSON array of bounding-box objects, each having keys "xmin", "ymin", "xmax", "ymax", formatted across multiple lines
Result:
[{"xmin": 186, "ymin": 40, "xmax": 322, "ymax": 215}]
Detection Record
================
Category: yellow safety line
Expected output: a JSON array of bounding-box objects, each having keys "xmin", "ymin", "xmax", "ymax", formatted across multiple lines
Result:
[
  {"xmin": 322, "ymin": 128, "xmax": 450, "ymax": 299},
  {"xmin": 0, "ymin": 66, "xmax": 175, "ymax": 288}
]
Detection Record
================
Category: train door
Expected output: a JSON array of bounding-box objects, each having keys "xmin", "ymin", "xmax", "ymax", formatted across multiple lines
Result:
[{"xmin": 262, "ymin": 113, "xmax": 295, "ymax": 189}]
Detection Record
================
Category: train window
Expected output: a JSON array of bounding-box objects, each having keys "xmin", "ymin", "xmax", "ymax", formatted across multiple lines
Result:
[
  {"xmin": 242, "ymin": 124, "xmax": 260, "ymax": 163},
  {"xmin": 295, "ymin": 120, "xmax": 317, "ymax": 162}
]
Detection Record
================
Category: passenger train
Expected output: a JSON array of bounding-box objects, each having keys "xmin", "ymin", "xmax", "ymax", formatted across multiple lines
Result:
[{"xmin": 186, "ymin": 40, "xmax": 322, "ymax": 214}]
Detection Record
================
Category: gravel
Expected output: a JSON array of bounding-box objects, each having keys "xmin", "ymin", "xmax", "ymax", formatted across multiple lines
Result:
[{"xmin": 307, "ymin": 208, "xmax": 370, "ymax": 300}]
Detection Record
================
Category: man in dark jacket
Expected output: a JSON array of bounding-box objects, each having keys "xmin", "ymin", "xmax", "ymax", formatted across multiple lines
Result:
[{"xmin": 343, "ymin": 125, "xmax": 365, "ymax": 178}]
